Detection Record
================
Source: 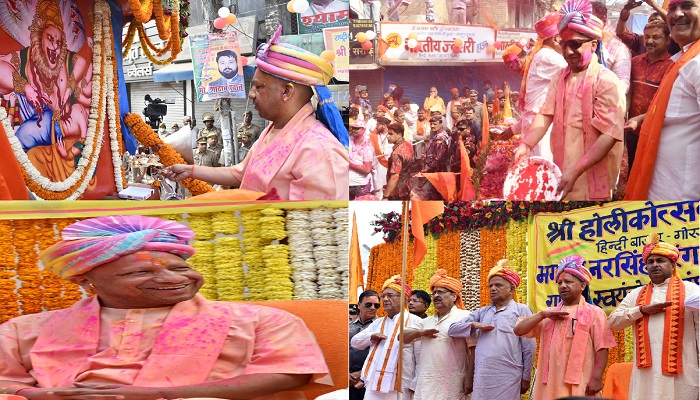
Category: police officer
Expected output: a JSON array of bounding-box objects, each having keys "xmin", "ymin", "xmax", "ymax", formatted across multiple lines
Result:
[
  {"xmin": 199, "ymin": 112, "xmax": 222, "ymax": 147},
  {"xmin": 193, "ymin": 137, "xmax": 217, "ymax": 167},
  {"xmin": 236, "ymin": 111, "xmax": 262, "ymax": 143}
]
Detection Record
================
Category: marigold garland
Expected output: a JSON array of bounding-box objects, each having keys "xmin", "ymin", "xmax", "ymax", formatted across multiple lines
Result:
[
  {"xmin": 412, "ymin": 234, "xmax": 438, "ymax": 316},
  {"xmin": 241, "ymin": 210, "xmax": 266, "ymax": 301},
  {"xmin": 436, "ymin": 231, "xmax": 461, "ymax": 283},
  {"xmin": 479, "ymin": 226, "xmax": 507, "ymax": 307},
  {"xmin": 188, "ymin": 213, "xmax": 214, "ymax": 240},
  {"xmin": 50, "ymin": 219, "xmax": 84, "ymax": 306},
  {"xmin": 259, "ymin": 208, "xmax": 287, "ymax": 241},
  {"xmin": 262, "ymin": 244, "xmax": 293, "ymax": 300},
  {"xmin": 211, "ymin": 212, "xmax": 239, "ymax": 235},
  {"xmin": 0, "ymin": 220, "xmax": 19, "ymax": 323},
  {"xmin": 505, "ymin": 218, "xmax": 529, "ymax": 304},
  {"xmin": 189, "ymin": 240, "xmax": 217, "ymax": 300},
  {"xmin": 13, "ymin": 220, "xmax": 43, "ymax": 315},
  {"xmin": 460, "ymin": 230, "xmax": 481, "ymax": 311},
  {"xmin": 124, "ymin": 113, "xmax": 214, "ymax": 195},
  {"xmin": 128, "ymin": 0, "xmax": 154, "ymax": 23},
  {"xmin": 624, "ymin": 325, "xmax": 634, "ymax": 362},
  {"xmin": 214, "ymin": 236, "xmax": 245, "ymax": 302}
]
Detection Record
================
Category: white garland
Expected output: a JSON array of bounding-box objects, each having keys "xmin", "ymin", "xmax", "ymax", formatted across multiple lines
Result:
[
  {"xmin": 0, "ymin": 0, "xmax": 125, "ymax": 198},
  {"xmin": 311, "ymin": 208, "xmax": 342, "ymax": 300},
  {"xmin": 286, "ymin": 209, "xmax": 318, "ymax": 300},
  {"xmin": 460, "ymin": 229, "xmax": 481, "ymax": 311},
  {"xmin": 333, "ymin": 208, "xmax": 349, "ymax": 298}
]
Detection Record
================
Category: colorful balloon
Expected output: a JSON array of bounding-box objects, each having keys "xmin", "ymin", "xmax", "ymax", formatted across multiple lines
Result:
[
  {"xmin": 486, "ymin": 45, "xmax": 496, "ymax": 54},
  {"xmin": 292, "ymin": 0, "xmax": 309, "ymax": 13},
  {"xmin": 361, "ymin": 41, "xmax": 373, "ymax": 51},
  {"xmin": 407, "ymin": 38, "xmax": 418, "ymax": 49},
  {"xmin": 365, "ymin": 30, "xmax": 377, "ymax": 41},
  {"xmin": 213, "ymin": 17, "xmax": 227, "ymax": 29},
  {"xmin": 453, "ymin": 38, "xmax": 463, "ymax": 47},
  {"xmin": 320, "ymin": 50, "xmax": 336, "ymax": 61},
  {"xmin": 408, "ymin": 32, "xmax": 418, "ymax": 40},
  {"xmin": 217, "ymin": 7, "xmax": 230, "ymax": 18},
  {"xmin": 225, "ymin": 14, "xmax": 237, "ymax": 24},
  {"xmin": 451, "ymin": 45, "xmax": 461, "ymax": 54},
  {"xmin": 356, "ymin": 32, "xmax": 367, "ymax": 43}
]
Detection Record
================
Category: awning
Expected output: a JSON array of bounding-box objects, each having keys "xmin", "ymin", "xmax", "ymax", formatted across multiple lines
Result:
[
  {"xmin": 153, "ymin": 62, "xmax": 194, "ymax": 83},
  {"xmin": 153, "ymin": 57, "xmax": 257, "ymax": 83}
]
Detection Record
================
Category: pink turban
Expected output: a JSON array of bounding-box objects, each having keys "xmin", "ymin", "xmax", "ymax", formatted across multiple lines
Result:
[
  {"xmin": 558, "ymin": 0, "xmax": 604, "ymax": 40},
  {"xmin": 642, "ymin": 233, "xmax": 680, "ymax": 267},
  {"xmin": 382, "ymin": 275, "xmax": 412, "ymax": 299},
  {"xmin": 39, "ymin": 216, "xmax": 196, "ymax": 279},
  {"xmin": 555, "ymin": 255, "xmax": 593, "ymax": 284},
  {"xmin": 535, "ymin": 12, "xmax": 561, "ymax": 39},
  {"xmin": 488, "ymin": 259, "xmax": 522, "ymax": 302},
  {"xmin": 430, "ymin": 269, "xmax": 466, "ymax": 310},
  {"xmin": 502, "ymin": 44, "xmax": 524, "ymax": 63}
]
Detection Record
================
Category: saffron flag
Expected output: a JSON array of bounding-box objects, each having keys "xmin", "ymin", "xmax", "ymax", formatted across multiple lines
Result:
[
  {"xmin": 350, "ymin": 212, "xmax": 364, "ymax": 303},
  {"xmin": 422, "ymin": 173, "xmax": 458, "ymax": 201},
  {"xmin": 458, "ymin": 137, "xmax": 476, "ymax": 200},
  {"xmin": 482, "ymin": 94, "xmax": 490, "ymax": 151},
  {"xmin": 503, "ymin": 85, "xmax": 512, "ymax": 119},
  {"xmin": 411, "ymin": 201, "xmax": 444, "ymax": 267}
]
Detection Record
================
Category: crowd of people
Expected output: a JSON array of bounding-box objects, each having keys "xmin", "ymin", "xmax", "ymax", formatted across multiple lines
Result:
[
  {"xmin": 349, "ymin": 0, "xmax": 700, "ymax": 201},
  {"xmin": 349, "ymin": 234, "xmax": 700, "ymax": 400}
]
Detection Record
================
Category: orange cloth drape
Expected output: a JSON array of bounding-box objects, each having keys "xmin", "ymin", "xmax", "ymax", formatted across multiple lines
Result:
[
  {"xmin": 410, "ymin": 201, "xmax": 443, "ymax": 267},
  {"xmin": 0, "ymin": 122, "xmax": 29, "ymax": 200},
  {"xmin": 349, "ymin": 212, "xmax": 364, "ymax": 303}
]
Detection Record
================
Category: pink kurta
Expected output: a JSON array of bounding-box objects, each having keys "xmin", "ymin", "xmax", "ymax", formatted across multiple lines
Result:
[
  {"xmin": 0, "ymin": 294, "xmax": 330, "ymax": 392},
  {"xmin": 522, "ymin": 301, "xmax": 616, "ymax": 400},
  {"xmin": 230, "ymin": 103, "xmax": 349, "ymax": 200}
]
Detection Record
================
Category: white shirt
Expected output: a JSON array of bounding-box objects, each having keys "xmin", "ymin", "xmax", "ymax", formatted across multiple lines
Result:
[
  {"xmin": 349, "ymin": 137, "xmax": 373, "ymax": 186},
  {"xmin": 602, "ymin": 28, "xmax": 632, "ymax": 94},
  {"xmin": 648, "ymin": 40, "xmax": 700, "ymax": 200}
]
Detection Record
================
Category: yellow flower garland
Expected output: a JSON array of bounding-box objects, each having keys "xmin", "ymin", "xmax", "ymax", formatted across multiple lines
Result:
[
  {"xmin": 211, "ymin": 212, "xmax": 239, "ymax": 235},
  {"xmin": 214, "ymin": 236, "xmax": 245, "ymax": 301},
  {"xmin": 241, "ymin": 210, "xmax": 266, "ymax": 301},
  {"xmin": 412, "ymin": 235, "xmax": 438, "ymax": 316},
  {"xmin": 190, "ymin": 240, "xmax": 217, "ymax": 300},
  {"xmin": 0, "ymin": 220, "xmax": 19, "ymax": 323},
  {"xmin": 624, "ymin": 325, "xmax": 634, "ymax": 362},
  {"xmin": 188, "ymin": 213, "xmax": 215, "ymax": 240},
  {"xmin": 262, "ymin": 244, "xmax": 293, "ymax": 300},
  {"xmin": 505, "ymin": 219, "xmax": 528, "ymax": 304},
  {"xmin": 128, "ymin": 0, "xmax": 153, "ymax": 23},
  {"xmin": 259, "ymin": 208, "xmax": 287, "ymax": 241},
  {"xmin": 14, "ymin": 220, "xmax": 43, "ymax": 315}
]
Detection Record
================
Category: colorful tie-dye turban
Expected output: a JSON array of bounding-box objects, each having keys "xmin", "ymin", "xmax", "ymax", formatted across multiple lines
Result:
[
  {"xmin": 642, "ymin": 233, "xmax": 679, "ymax": 264},
  {"xmin": 382, "ymin": 275, "xmax": 412, "ymax": 299},
  {"xmin": 536, "ymin": 12, "xmax": 561, "ymax": 39},
  {"xmin": 430, "ymin": 269, "xmax": 466, "ymax": 309},
  {"xmin": 555, "ymin": 255, "xmax": 593, "ymax": 284},
  {"xmin": 558, "ymin": 0, "xmax": 604, "ymax": 40},
  {"xmin": 39, "ymin": 216, "xmax": 196, "ymax": 279}
]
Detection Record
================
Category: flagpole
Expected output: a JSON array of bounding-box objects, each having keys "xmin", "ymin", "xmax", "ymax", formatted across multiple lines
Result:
[{"xmin": 397, "ymin": 200, "xmax": 410, "ymax": 395}]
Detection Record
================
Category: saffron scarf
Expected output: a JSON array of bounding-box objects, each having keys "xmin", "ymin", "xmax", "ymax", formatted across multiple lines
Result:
[
  {"xmin": 551, "ymin": 55, "xmax": 611, "ymax": 199},
  {"xmin": 634, "ymin": 276, "xmax": 686, "ymax": 375},
  {"xmin": 370, "ymin": 130, "xmax": 389, "ymax": 168},
  {"xmin": 625, "ymin": 39, "xmax": 700, "ymax": 199}
]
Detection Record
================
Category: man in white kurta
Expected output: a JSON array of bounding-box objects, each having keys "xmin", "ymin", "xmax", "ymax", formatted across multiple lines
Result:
[
  {"xmin": 608, "ymin": 233, "xmax": 700, "ymax": 400},
  {"xmin": 351, "ymin": 276, "xmax": 421, "ymax": 400},
  {"xmin": 369, "ymin": 117, "xmax": 393, "ymax": 198},
  {"xmin": 505, "ymin": 12, "xmax": 567, "ymax": 161},
  {"xmin": 404, "ymin": 270, "xmax": 472, "ymax": 400}
]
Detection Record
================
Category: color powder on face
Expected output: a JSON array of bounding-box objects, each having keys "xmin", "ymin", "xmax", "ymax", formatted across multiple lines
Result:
[
  {"xmin": 135, "ymin": 253, "xmax": 154, "ymax": 261},
  {"xmin": 579, "ymin": 49, "xmax": 592, "ymax": 68}
]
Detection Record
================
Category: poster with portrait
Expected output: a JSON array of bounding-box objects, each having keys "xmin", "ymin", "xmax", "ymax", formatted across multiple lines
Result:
[
  {"xmin": 297, "ymin": 0, "xmax": 349, "ymax": 34},
  {"xmin": 0, "ymin": 0, "xmax": 121, "ymax": 199},
  {"xmin": 322, "ymin": 26, "xmax": 348, "ymax": 81},
  {"xmin": 190, "ymin": 31, "xmax": 246, "ymax": 102}
]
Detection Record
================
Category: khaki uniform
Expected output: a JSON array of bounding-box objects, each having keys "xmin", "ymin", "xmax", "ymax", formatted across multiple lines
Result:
[
  {"xmin": 208, "ymin": 144, "xmax": 224, "ymax": 167},
  {"xmin": 237, "ymin": 123, "xmax": 263, "ymax": 143},
  {"xmin": 193, "ymin": 149, "xmax": 218, "ymax": 167},
  {"xmin": 198, "ymin": 126, "xmax": 222, "ymax": 147}
]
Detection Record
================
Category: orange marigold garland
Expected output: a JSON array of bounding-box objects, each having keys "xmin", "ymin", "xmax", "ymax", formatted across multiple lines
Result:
[
  {"xmin": 0, "ymin": 220, "xmax": 19, "ymax": 323},
  {"xmin": 436, "ymin": 231, "xmax": 461, "ymax": 282},
  {"xmin": 13, "ymin": 220, "xmax": 43, "ymax": 315},
  {"xmin": 479, "ymin": 226, "xmax": 507, "ymax": 307},
  {"xmin": 124, "ymin": 113, "xmax": 214, "ymax": 195},
  {"xmin": 128, "ymin": 0, "xmax": 153, "ymax": 23},
  {"xmin": 51, "ymin": 218, "xmax": 84, "ymax": 306}
]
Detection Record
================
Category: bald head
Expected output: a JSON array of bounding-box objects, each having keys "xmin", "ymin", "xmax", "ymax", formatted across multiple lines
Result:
[{"xmin": 249, "ymin": 69, "xmax": 314, "ymax": 126}]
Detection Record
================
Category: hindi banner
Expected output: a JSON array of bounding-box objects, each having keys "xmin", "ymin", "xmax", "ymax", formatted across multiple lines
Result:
[
  {"xmin": 494, "ymin": 30, "xmax": 538, "ymax": 60},
  {"xmin": 297, "ymin": 0, "xmax": 349, "ymax": 34},
  {"xmin": 323, "ymin": 27, "xmax": 349, "ymax": 81},
  {"xmin": 379, "ymin": 22, "xmax": 495, "ymax": 63},
  {"xmin": 190, "ymin": 32, "xmax": 246, "ymax": 102},
  {"xmin": 349, "ymin": 19, "xmax": 376, "ymax": 66},
  {"xmin": 528, "ymin": 201, "xmax": 699, "ymax": 314}
]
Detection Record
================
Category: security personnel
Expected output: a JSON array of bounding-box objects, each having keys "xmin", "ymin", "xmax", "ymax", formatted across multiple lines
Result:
[
  {"xmin": 193, "ymin": 137, "xmax": 217, "ymax": 167},
  {"xmin": 199, "ymin": 112, "xmax": 222, "ymax": 147},
  {"xmin": 206, "ymin": 132, "xmax": 224, "ymax": 167}
]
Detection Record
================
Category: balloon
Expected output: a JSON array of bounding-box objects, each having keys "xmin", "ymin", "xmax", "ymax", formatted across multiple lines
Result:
[
  {"xmin": 407, "ymin": 38, "xmax": 418, "ymax": 49},
  {"xmin": 320, "ymin": 50, "xmax": 336, "ymax": 61},
  {"xmin": 408, "ymin": 32, "xmax": 418, "ymax": 40},
  {"xmin": 213, "ymin": 17, "xmax": 227, "ymax": 29},
  {"xmin": 361, "ymin": 41, "xmax": 373, "ymax": 51},
  {"xmin": 486, "ymin": 45, "xmax": 496, "ymax": 54},
  {"xmin": 292, "ymin": 0, "xmax": 309, "ymax": 13},
  {"xmin": 240, "ymin": 56, "xmax": 248, "ymax": 66},
  {"xmin": 494, "ymin": 41, "xmax": 502, "ymax": 50},
  {"xmin": 225, "ymin": 14, "xmax": 237, "ymax": 24},
  {"xmin": 356, "ymin": 32, "xmax": 367, "ymax": 43},
  {"xmin": 286, "ymin": 0, "xmax": 295, "ymax": 12},
  {"xmin": 519, "ymin": 37, "xmax": 528, "ymax": 47},
  {"xmin": 451, "ymin": 45, "xmax": 461, "ymax": 54},
  {"xmin": 365, "ymin": 30, "xmax": 377, "ymax": 41},
  {"xmin": 453, "ymin": 38, "xmax": 463, "ymax": 47},
  {"xmin": 217, "ymin": 7, "xmax": 230, "ymax": 18}
]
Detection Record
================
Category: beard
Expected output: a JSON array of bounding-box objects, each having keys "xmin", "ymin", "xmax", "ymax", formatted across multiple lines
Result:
[
  {"xmin": 30, "ymin": 27, "xmax": 67, "ymax": 85},
  {"xmin": 220, "ymin": 68, "xmax": 238, "ymax": 80}
]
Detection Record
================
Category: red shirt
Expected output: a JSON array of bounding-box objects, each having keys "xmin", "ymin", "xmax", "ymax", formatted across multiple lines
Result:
[
  {"xmin": 629, "ymin": 52, "xmax": 674, "ymax": 132},
  {"xmin": 386, "ymin": 140, "xmax": 415, "ymax": 200}
]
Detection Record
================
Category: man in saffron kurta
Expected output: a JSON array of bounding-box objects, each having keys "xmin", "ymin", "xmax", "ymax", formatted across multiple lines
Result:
[
  {"xmin": 404, "ymin": 270, "xmax": 472, "ymax": 400},
  {"xmin": 513, "ymin": 0, "xmax": 625, "ymax": 200},
  {"xmin": 514, "ymin": 255, "xmax": 616, "ymax": 400},
  {"xmin": 608, "ymin": 233, "xmax": 700, "ymax": 400},
  {"xmin": 160, "ymin": 26, "xmax": 349, "ymax": 200},
  {"xmin": 351, "ymin": 276, "xmax": 421, "ymax": 400},
  {"xmin": 449, "ymin": 260, "xmax": 536, "ymax": 400},
  {"xmin": 0, "ymin": 216, "xmax": 330, "ymax": 399}
]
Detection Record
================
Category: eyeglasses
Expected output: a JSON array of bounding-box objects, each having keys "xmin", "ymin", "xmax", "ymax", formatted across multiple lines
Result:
[
  {"xmin": 431, "ymin": 289, "xmax": 453, "ymax": 296},
  {"xmin": 561, "ymin": 39, "xmax": 594, "ymax": 50},
  {"xmin": 363, "ymin": 302, "xmax": 381, "ymax": 309},
  {"xmin": 380, "ymin": 293, "xmax": 400, "ymax": 299}
]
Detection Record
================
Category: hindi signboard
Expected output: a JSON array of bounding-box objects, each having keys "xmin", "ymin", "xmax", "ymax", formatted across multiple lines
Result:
[
  {"xmin": 190, "ymin": 32, "xmax": 246, "ymax": 102},
  {"xmin": 297, "ymin": 0, "xmax": 349, "ymax": 34},
  {"xmin": 379, "ymin": 22, "xmax": 496, "ymax": 63},
  {"xmin": 323, "ymin": 27, "xmax": 349, "ymax": 81},
  {"xmin": 349, "ymin": 19, "xmax": 376, "ymax": 66},
  {"xmin": 495, "ymin": 30, "xmax": 538, "ymax": 60},
  {"xmin": 528, "ymin": 201, "xmax": 699, "ymax": 314}
]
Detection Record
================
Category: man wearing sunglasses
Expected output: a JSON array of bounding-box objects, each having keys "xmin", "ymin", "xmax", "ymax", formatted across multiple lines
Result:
[
  {"xmin": 513, "ymin": 0, "xmax": 626, "ymax": 201},
  {"xmin": 350, "ymin": 290, "xmax": 380, "ymax": 400},
  {"xmin": 418, "ymin": 116, "xmax": 452, "ymax": 200},
  {"xmin": 351, "ymin": 277, "xmax": 420, "ymax": 400}
]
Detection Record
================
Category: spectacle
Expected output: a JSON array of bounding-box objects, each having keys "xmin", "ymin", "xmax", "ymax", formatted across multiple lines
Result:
[
  {"xmin": 381, "ymin": 293, "xmax": 400, "ymax": 299},
  {"xmin": 364, "ymin": 302, "xmax": 381, "ymax": 309},
  {"xmin": 561, "ymin": 39, "xmax": 593, "ymax": 50},
  {"xmin": 431, "ymin": 289, "xmax": 453, "ymax": 296}
]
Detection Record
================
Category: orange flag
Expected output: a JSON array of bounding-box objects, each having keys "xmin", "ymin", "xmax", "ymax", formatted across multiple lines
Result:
[
  {"xmin": 411, "ymin": 201, "xmax": 444, "ymax": 268},
  {"xmin": 482, "ymin": 94, "xmax": 490, "ymax": 151},
  {"xmin": 0, "ymin": 121, "xmax": 29, "ymax": 200},
  {"xmin": 349, "ymin": 212, "xmax": 364, "ymax": 303},
  {"xmin": 503, "ymin": 85, "xmax": 512, "ymax": 119},
  {"xmin": 422, "ymin": 172, "xmax": 458, "ymax": 201},
  {"xmin": 458, "ymin": 137, "xmax": 476, "ymax": 200}
]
